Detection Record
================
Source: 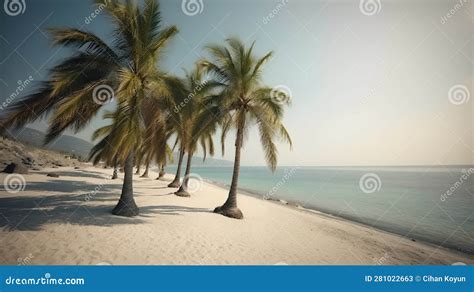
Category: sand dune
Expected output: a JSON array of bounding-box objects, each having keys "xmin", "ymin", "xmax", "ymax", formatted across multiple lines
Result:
[{"xmin": 0, "ymin": 166, "xmax": 472, "ymax": 265}]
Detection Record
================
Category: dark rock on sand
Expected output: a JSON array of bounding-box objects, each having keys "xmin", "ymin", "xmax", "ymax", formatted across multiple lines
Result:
[
  {"xmin": 3, "ymin": 162, "xmax": 29, "ymax": 174},
  {"xmin": 46, "ymin": 173, "xmax": 60, "ymax": 178}
]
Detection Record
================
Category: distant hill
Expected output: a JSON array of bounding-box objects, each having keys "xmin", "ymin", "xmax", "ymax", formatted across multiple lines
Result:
[
  {"xmin": 0, "ymin": 135, "xmax": 83, "ymax": 169},
  {"xmin": 4, "ymin": 128, "xmax": 233, "ymax": 166},
  {"xmin": 5, "ymin": 128, "xmax": 93, "ymax": 159}
]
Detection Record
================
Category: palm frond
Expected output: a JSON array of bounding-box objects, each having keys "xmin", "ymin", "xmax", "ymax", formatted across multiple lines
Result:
[
  {"xmin": 47, "ymin": 28, "xmax": 119, "ymax": 63},
  {"xmin": 201, "ymin": 38, "xmax": 292, "ymax": 172}
]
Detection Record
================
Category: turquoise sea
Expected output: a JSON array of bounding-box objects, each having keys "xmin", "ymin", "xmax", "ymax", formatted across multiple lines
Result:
[{"xmin": 168, "ymin": 165, "xmax": 474, "ymax": 254}]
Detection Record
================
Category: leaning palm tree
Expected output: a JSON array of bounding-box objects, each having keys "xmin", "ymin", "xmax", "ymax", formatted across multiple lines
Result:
[
  {"xmin": 164, "ymin": 79, "xmax": 190, "ymax": 188},
  {"xmin": 135, "ymin": 165, "xmax": 142, "ymax": 175},
  {"xmin": 89, "ymin": 111, "xmax": 121, "ymax": 180},
  {"xmin": 111, "ymin": 157, "xmax": 119, "ymax": 179},
  {"xmin": 90, "ymin": 112, "xmax": 123, "ymax": 166},
  {"xmin": 157, "ymin": 163, "xmax": 167, "ymax": 179},
  {"xmin": 0, "ymin": 0, "xmax": 178, "ymax": 217},
  {"xmin": 135, "ymin": 143, "xmax": 155, "ymax": 177},
  {"xmin": 200, "ymin": 38, "xmax": 292, "ymax": 219},
  {"xmin": 175, "ymin": 127, "xmax": 215, "ymax": 197},
  {"xmin": 153, "ymin": 113, "xmax": 175, "ymax": 180},
  {"xmin": 167, "ymin": 143, "xmax": 185, "ymax": 187},
  {"xmin": 151, "ymin": 128, "xmax": 174, "ymax": 180},
  {"xmin": 155, "ymin": 146, "xmax": 173, "ymax": 179},
  {"xmin": 135, "ymin": 150, "xmax": 145, "ymax": 175},
  {"xmin": 139, "ymin": 95, "xmax": 174, "ymax": 179},
  {"xmin": 91, "ymin": 98, "xmax": 172, "ymax": 181},
  {"xmin": 173, "ymin": 66, "xmax": 217, "ymax": 197}
]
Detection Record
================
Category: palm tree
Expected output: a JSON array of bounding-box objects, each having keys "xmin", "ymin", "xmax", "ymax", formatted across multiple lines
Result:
[
  {"xmin": 173, "ymin": 66, "xmax": 217, "ymax": 197},
  {"xmin": 168, "ymin": 148, "xmax": 185, "ymax": 187},
  {"xmin": 91, "ymin": 97, "xmax": 172, "ymax": 181},
  {"xmin": 200, "ymin": 38, "xmax": 292, "ymax": 219},
  {"xmin": 135, "ymin": 150, "xmax": 144, "ymax": 175},
  {"xmin": 153, "ymin": 124, "xmax": 173, "ymax": 181},
  {"xmin": 111, "ymin": 158, "xmax": 119, "ymax": 179},
  {"xmin": 149, "ymin": 130, "xmax": 173, "ymax": 180},
  {"xmin": 0, "ymin": 0, "xmax": 178, "ymax": 217},
  {"xmin": 140, "ymin": 95, "xmax": 174, "ymax": 179},
  {"xmin": 137, "ymin": 150, "xmax": 151, "ymax": 178},
  {"xmin": 89, "ymin": 112, "xmax": 121, "ymax": 180},
  {"xmin": 165, "ymin": 79, "xmax": 189, "ymax": 188},
  {"xmin": 156, "ymin": 163, "xmax": 166, "ymax": 180}
]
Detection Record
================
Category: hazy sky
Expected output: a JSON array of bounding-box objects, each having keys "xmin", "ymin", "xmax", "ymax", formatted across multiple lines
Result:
[{"xmin": 0, "ymin": 0, "xmax": 472, "ymax": 166}]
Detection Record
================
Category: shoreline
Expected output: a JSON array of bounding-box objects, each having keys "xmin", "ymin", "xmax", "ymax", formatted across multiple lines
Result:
[
  {"xmin": 203, "ymin": 178, "xmax": 474, "ymax": 259},
  {"xmin": 200, "ymin": 177, "xmax": 473, "ymax": 257},
  {"xmin": 0, "ymin": 166, "xmax": 472, "ymax": 265}
]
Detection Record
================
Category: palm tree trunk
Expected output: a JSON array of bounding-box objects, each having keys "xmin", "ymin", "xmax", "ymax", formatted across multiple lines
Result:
[
  {"xmin": 168, "ymin": 148, "xmax": 184, "ymax": 187},
  {"xmin": 156, "ymin": 164, "xmax": 165, "ymax": 180},
  {"xmin": 156, "ymin": 164, "xmax": 164, "ymax": 180},
  {"xmin": 135, "ymin": 164, "xmax": 141, "ymax": 175},
  {"xmin": 112, "ymin": 166, "xmax": 118, "ymax": 180},
  {"xmin": 112, "ymin": 152, "xmax": 139, "ymax": 217},
  {"xmin": 111, "ymin": 157, "xmax": 118, "ymax": 180},
  {"xmin": 214, "ymin": 126, "xmax": 244, "ymax": 219},
  {"xmin": 141, "ymin": 161, "xmax": 149, "ymax": 177},
  {"xmin": 175, "ymin": 153, "xmax": 192, "ymax": 197}
]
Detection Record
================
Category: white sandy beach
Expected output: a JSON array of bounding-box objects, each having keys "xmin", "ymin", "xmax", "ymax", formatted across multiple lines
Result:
[{"xmin": 0, "ymin": 166, "xmax": 472, "ymax": 265}]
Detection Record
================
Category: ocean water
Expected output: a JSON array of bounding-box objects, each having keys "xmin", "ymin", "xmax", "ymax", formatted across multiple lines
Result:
[{"xmin": 167, "ymin": 165, "xmax": 474, "ymax": 254}]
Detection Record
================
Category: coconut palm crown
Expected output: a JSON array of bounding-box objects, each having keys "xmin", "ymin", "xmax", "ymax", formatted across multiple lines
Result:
[
  {"xmin": 0, "ymin": 0, "xmax": 179, "ymax": 217},
  {"xmin": 200, "ymin": 38, "xmax": 292, "ymax": 219}
]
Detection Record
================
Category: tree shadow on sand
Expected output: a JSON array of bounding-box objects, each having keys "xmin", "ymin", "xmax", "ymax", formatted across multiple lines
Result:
[
  {"xmin": 135, "ymin": 194, "xmax": 176, "ymax": 198},
  {"xmin": 138, "ymin": 205, "xmax": 211, "ymax": 217},
  {"xmin": 34, "ymin": 170, "xmax": 111, "ymax": 180},
  {"xmin": 0, "ymin": 191, "xmax": 146, "ymax": 231},
  {"xmin": 20, "ymin": 180, "xmax": 123, "ymax": 194},
  {"xmin": 0, "ymin": 179, "xmax": 213, "ymax": 231},
  {"xmin": 139, "ymin": 186, "xmax": 169, "ymax": 190}
]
